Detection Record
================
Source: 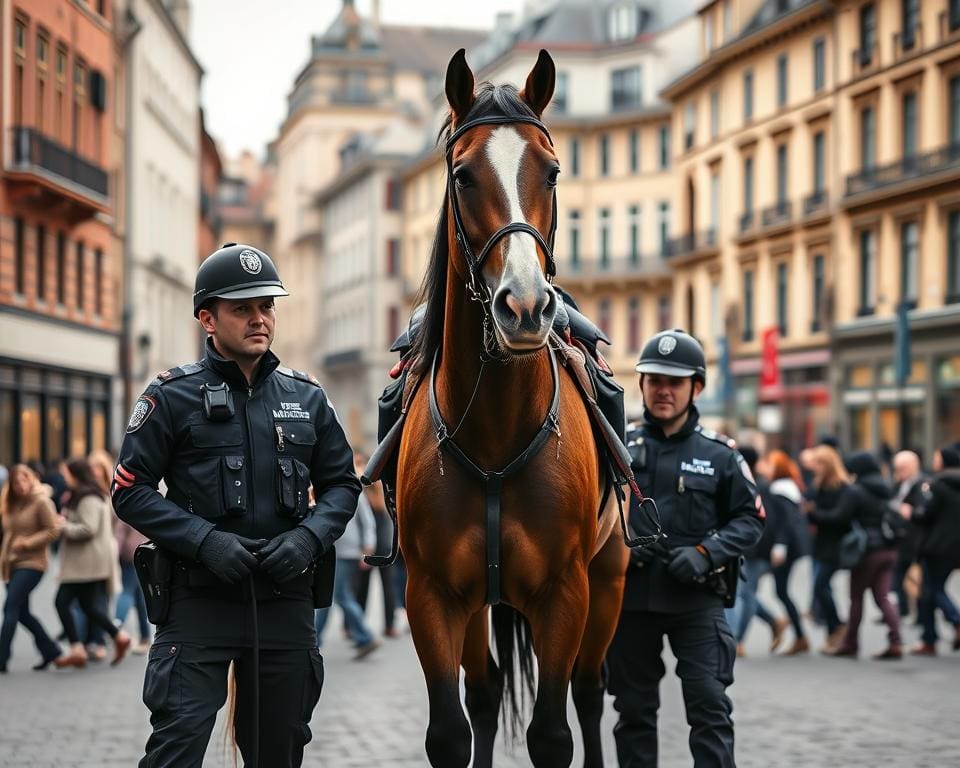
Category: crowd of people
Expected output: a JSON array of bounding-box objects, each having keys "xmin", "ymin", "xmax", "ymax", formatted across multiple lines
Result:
[{"xmin": 726, "ymin": 437, "xmax": 960, "ymax": 661}]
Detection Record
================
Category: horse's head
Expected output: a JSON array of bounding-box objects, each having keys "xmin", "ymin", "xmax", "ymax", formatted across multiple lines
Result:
[{"xmin": 444, "ymin": 49, "xmax": 560, "ymax": 354}]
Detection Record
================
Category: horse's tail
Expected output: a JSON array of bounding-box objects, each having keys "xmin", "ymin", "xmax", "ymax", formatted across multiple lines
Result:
[
  {"xmin": 223, "ymin": 661, "xmax": 239, "ymax": 767},
  {"xmin": 491, "ymin": 603, "xmax": 536, "ymax": 742}
]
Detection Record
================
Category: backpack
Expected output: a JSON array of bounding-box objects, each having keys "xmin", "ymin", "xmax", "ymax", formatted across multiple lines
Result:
[{"xmin": 880, "ymin": 506, "xmax": 909, "ymax": 545}]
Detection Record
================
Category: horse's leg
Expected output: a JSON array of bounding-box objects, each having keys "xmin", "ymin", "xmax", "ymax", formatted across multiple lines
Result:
[
  {"xmin": 407, "ymin": 573, "xmax": 474, "ymax": 768},
  {"xmin": 524, "ymin": 569, "xmax": 591, "ymax": 768},
  {"xmin": 462, "ymin": 608, "xmax": 502, "ymax": 768},
  {"xmin": 573, "ymin": 530, "xmax": 629, "ymax": 768}
]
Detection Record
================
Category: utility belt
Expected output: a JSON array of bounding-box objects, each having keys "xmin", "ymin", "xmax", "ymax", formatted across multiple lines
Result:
[{"xmin": 134, "ymin": 541, "xmax": 336, "ymax": 624}]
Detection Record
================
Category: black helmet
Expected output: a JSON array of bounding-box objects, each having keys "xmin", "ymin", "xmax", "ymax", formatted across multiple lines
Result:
[
  {"xmin": 635, "ymin": 329, "xmax": 706, "ymax": 385},
  {"xmin": 193, "ymin": 243, "xmax": 289, "ymax": 317}
]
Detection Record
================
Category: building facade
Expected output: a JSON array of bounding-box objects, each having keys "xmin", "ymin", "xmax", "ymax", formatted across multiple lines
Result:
[{"xmin": 0, "ymin": 0, "xmax": 119, "ymax": 465}]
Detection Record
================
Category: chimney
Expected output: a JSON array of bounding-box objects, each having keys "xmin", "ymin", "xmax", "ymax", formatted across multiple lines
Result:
[{"xmin": 167, "ymin": 0, "xmax": 191, "ymax": 38}]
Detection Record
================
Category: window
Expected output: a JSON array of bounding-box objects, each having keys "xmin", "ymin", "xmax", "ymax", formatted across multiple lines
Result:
[
  {"xmin": 950, "ymin": 76, "xmax": 960, "ymax": 146},
  {"xmin": 599, "ymin": 208, "xmax": 611, "ymax": 267},
  {"xmin": 743, "ymin": 269, "xmax": 755, "ymax": 341},
  {"xmin": 569, "ymin": 137, "xmax": 580, "ymax": 177},
  {"xmin": 813, "ymin": 38, "xmax": 826, "ymax": 92},
  {"xmin": 37, "ymin": 32, "xmax": 50, "ymax": 129},
  {"xmin": 948, "ymin": 210, "xmax": 960, "ymax": 301},
  {"xmin": 710, "ymin": 171, "xmax": 721, "ymax": 233},
  {"xmin": 73, "ymin": 59, "xmax": 87, "ymax": 151},
  {"xmin": 859, "ymin": 4, "xmax": 877, "ymax": 66},
  {"xmin": 776, "ymin": 262, "xmax": 789, "ymax": 336},
  {"xmin": 658, "ymin": 295, "xmax": 671, "ymax": 330},
  {"xmin": 813, "ymin": 131, "xmax": 826, "ymax": 193},
  {"xmin": 710, "ymin": 89, "xmax": 720, "ymax": 139},
  {"xmin": 94, "ymin": 248, "xmax": 104, "ymax": 316},
  {"xmin": 14, "ymin": 20, "xmax": 25, "ymax": 126},
  {"xmin": 14, "ymin": 218, "xmax": 25, "ymax": 296},
  {"xmin": 683, "ymin": 102, "xmax": 696, "ymax": 150},
  {"xmin": 553, "ymin": 71, "xmax": 569, "ymax": 113},
  {"xmin": 902, "ymin": 91, "xmax": 917, "ymax": 159},
  {"xmin": 777, "ymin": 54, "xmax": 788, "ymax": 107},
  {"xmin": 611, "ymin": 66, "xmax": 642, "ymax": 111},
  {"xmin": 901, "ymin": 0, "xmax": 919, "ymax": 50},
  {"xmin": 608, "ymin": 3, "xmax": 637, "ymax": 41},
  {"xmin": 598, "ymin": 298, "xmax": 611, "ymax": 339},
  {"xmin": 628, "ymin": 204, "xmax": 641, "ymax": 263},
  {"xmin": 387, "ymin": 306, "xmax": 400, "ymax": 345},
  {"xmin": 710, "ymin": 281, "xmax": 722, "ymax": 341},
  {"xmin": 900, "ymin": 221, "xmax": 918, "ymax": 306},
  {"xmin": 628, "ymin": 297, "xmax": 641, "ymax": 352},
  {"xmin": 76, "ymin": 241, "xmax": 85, "ymax": 311},
  {"xmin": 36, "ymin": 225, "xmax": 47, "ymax": 301},
  {"xmin": 861, "ymin": 106, "xmax": 876, "ymax": 169},
  {"xmin": 743, "ymin": 156, "xmax": 754, "ymax": 214},
  {"xmin": 56, "ymin": 232, "xmax": 67, "ymax": 304},
  {"xmin": 952, "ymin": 0, "xmax": 960, "ymax": 31},
  {"xmin": 723, "ymin": 2, "xmax": 732, "ymax": 41},
  {"xmin": 386, "ymin": 238, "xmax": 400, "ymax": 276},
  {"xmin": 384, "ymin": 179, "xmax": 400, "ymax": 211},
  {"xmin": 569, "ymin": 210, "xmax": 581, "ymax": 269},
  {"xmin": 629, "ymin": 129, "xmax": 640, "ymax": 173},
  {"xmin": 812, "ymin": 254, "xmax": 825, "ymax": 331},
  {"xmin": 599, "ymin": 134, "xmax": 610, "ymax": 177},
  {"xmin": 743, "ymin": 70, "xmax": 753, "ymax": 122},
  {"xmin": 776, "ymin": 145, "xmax": 788, "ymax": 205},
  {"xmin": 56, "ymin": 46, "xmax": 67, "ymax": 141},
  {"xmin": 658, "ymin": 125, "xmax": 670, "ymax": 170},
  {"xmin": 657, "ymin": 202, "xmax": 670, "ymax": 256},
  {"xmin": 859, "ymin": 229, "xmax": 876, "ymax": 314}
]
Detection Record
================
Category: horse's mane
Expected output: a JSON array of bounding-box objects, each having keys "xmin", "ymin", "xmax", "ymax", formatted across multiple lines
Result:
[{"xmin": 409, "ymin": 83, "xmax": 538, "ymax": 374}]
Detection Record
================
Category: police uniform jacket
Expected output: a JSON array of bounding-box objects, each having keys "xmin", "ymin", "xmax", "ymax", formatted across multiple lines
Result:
[
  {"xmin": 112, "ymin": 339, "xmax": 361, "ymax": 648},
  {"xmin": 624, "ymin": 406, "xmax": 764, "ymax": 613}
]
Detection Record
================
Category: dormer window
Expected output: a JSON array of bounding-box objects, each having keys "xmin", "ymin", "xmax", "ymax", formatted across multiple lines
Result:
[{"xmin": 608, "ymin": 2, "xmax": 637, "ymax": 42}]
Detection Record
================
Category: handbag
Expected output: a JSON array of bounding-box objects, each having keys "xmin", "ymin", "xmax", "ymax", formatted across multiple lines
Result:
[{"xmin": 838, "ymin": 520, "xmax": 868, "ymax": 569}]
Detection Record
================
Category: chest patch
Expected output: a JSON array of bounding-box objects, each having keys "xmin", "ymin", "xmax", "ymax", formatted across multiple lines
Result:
[
  {"xmin": 126, "ymin": 396, "xmax": 156, "ymax": 433},
  {"xmin": 273, "ymin": 401, "xmax": 310, "ymax": 419},
  {"xmin": 680, "ymin": 458, "xmax": 715, "ymax": 476}
]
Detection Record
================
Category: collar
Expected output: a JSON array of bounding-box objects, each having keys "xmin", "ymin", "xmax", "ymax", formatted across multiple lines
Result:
[
  {"xmin": 642, "ymin": 404, "xmax": 700, "ymax": 441},
  {"xmin": 202, "ymin": 337, "xmax": 280, "ymax": 390}
]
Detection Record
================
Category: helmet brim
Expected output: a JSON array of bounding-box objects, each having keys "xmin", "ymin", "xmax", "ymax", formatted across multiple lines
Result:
[
  {"xmin": 210, "ymin": 285, "xmax": 290, "ymax": 301},
  {"xmin": 635, "ymin": 362, "xmax": 697, "ymax": 377}
]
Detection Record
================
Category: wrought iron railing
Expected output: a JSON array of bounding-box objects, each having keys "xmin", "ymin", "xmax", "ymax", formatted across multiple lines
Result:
[
  {"xmin": 845, "ymin": 142, "xmax": 960, "ymax": 196},
  {"xmin": 803, "ymin": 190, "xmax": 830, "ymax": 216},
  {"xmin": 10, "ymin": 126, "xmax": 108, "ymax": 198},
  {"xmin": 761, "ymin": 200, "xmax": 792, "ymax": 228}
]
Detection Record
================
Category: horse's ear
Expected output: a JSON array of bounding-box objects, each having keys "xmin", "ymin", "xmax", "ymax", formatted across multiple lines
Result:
[
  {"xmin": 520, "ymin": 49, "xmax": 555, "ymax": 118},
  {"xmin": 445, "ymin": 49, "xmax": 475, "ymax": 122}
]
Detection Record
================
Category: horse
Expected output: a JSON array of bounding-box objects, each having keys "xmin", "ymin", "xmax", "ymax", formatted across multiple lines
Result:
[{"xmin": 394, "ymin": 49, "xmax": 630, "ymax": 768}]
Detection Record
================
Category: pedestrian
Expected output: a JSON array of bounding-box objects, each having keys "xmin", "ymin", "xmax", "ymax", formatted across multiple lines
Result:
[
  {"xmin": 608, "ymin": 329, "xmax": 764, "ymax": 768},
  {"xmin": 53, "ymin": 457, "xmax": 132, "ymax": 668},
  {"xmin": 0, "ymin": 464, "xmax": 63, "ymax": 672},
  {"xmin": 910, "ymin": 443, "xmax": 960, "ymax": 656},
  {"xmin": 315, "ymin": 453, "xmax": 380, "ymax": 659},
  {"xmin": 889, "ymin": 450, "xmax": 926, "ymax": 620},
  {"xmin": 805, "ymin": 444, "xmax": 852, "ymax": 651},
  {"xmin": 354, "ymin": 463, "xmax": 400, "ymax": 637},
  {"xmin": 822, "ymin": 452, "xmax": 902, "ymax": 660},
  {"xmin": 764, "ymin": 449, "xmax": 812, "ymax": 655},
  {"xmin": 112, "ymin": 243, "xmax": 361, "ymax": 768},
  {"xmin": 114, "ymin": 517, "xmax": 152, "ymax": 654}
]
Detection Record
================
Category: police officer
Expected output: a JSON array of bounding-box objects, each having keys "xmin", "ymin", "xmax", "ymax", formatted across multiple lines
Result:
[
  {"xmin": 113, "ymin": 243, "xmax": 361, "ymax": 768},
  {"xmin": 606, "ymin": 329, "xmax": 764, "ymax": 768}
]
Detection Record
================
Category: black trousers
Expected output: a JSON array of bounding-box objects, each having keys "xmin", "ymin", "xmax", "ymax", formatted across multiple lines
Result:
[
  {"xmin": 54, "ymin": 581, "xmax": 119, "ymax": 645},
  {"xmin": 139, "ymin": 643, "xmax": 324, "ymax": 768},
  {"xmin": 606, "ymin": 605, "xmax": 737, "ymax": 768}
]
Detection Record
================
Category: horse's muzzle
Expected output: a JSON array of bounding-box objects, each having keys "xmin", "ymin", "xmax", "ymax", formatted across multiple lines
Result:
[{"xmin": 492, "ymin": 283, "xmax": 557, "ymax": 350}]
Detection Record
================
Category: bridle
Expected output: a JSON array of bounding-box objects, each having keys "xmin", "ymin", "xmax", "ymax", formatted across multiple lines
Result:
[{"xmin": 445, "ymin": 113, "xmax": 559, "ymax": 361}]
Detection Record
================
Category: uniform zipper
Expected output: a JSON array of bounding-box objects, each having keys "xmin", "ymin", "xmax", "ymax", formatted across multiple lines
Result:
[
  {"xmin": 275, "ymin": 425, "xmax": 285, "ymax": 452},
  {"xmin": 244, "ymin": 386, "xmax": 256, "ymax": 524},
  {"xmin": 678, "ymin": 475, "xmax": 685, "ymax": 494}
]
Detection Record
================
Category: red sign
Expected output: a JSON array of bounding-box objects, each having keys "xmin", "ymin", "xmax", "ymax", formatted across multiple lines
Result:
[{"xmin": 759, "ymin": 327, "xmax": 782, "ymax": 401}]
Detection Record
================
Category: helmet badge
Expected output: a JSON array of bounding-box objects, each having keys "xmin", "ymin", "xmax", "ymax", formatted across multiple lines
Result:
[
  {"xmin": 658, "ymin": 335, "xmax": 677, "ymax": 355},
  {"xmin": 239, "ymin": 249, "xmax": 262, "ymax": 275}
]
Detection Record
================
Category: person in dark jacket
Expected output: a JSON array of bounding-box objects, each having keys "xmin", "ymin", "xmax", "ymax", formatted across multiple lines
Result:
[
  {"xmin": 805, "ymin": 445, "xmax": 852, "ymax": 650},
  {"xmin": 822, "ymin": 452, "xmax": 902, "ymax": 659},
  {"xmin": 889, "ymin": 451, "xmax": 926, "ymax": 619},
  {"xmin": 910, "ymin": 444, "xmax": 960, "ymax": 656}
]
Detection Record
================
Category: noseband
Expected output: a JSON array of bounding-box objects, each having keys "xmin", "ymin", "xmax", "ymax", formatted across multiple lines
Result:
[{"xmin": 445, "ymin": 114, "xmax": 559, "ymax": 359}]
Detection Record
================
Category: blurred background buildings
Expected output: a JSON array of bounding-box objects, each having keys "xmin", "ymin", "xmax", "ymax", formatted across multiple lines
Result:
[{"xmin": 2, "ymin": 0, "xmax": 959, "ymax": 466}]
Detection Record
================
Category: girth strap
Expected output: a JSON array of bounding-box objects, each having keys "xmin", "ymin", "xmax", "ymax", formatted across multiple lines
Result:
[{"xmin": 429, "ymin": 348, "xmax": 561, "ymax": 605}]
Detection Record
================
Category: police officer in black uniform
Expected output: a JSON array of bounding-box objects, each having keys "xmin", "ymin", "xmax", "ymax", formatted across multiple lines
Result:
[
  {"xmin": 113, "ymin": 244, "xmax": 361, "ymax": 768},
  {"xmin": 606, "ymin": 329, "xmax": 764, "ymax": 768}
]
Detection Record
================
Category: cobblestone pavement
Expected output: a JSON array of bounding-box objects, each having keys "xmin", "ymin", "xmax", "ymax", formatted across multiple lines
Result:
[{"xmin": 1, "ymin": 560, "xmax": 957, "ymax": 767}]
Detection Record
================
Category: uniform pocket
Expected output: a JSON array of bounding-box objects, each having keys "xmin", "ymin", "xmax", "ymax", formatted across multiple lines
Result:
[
  {"xmin": 276, "ymin": 458, "xmax": 310, "ymax": 520},
  {"xmin": 189, "ymin": 423, "xmax": 243, "ymax": 448},
  {"xmin": 222, "ymin": 455, "xmax": 247, "ymax": 515},
  {"xmin": 715, "ymin": 618, "xmax": 736, "ymax": 686},
  {"xmin": 186, "ymin": 457, "xmax": 225, "ymax": 518},
  {"xmin": 679, "ymin": 473, "xmax": 719, "ymax": 536},
  {"xmin": 296, "ymin": 648, "xmax": 325, "ymax": 748},
  {"xmin": 274, "ymin": 421, "xmax": 317, "ymax": 462},
  {"xmin": 143, "ymin": 643, "xmax": 181, "ymax": 716}
]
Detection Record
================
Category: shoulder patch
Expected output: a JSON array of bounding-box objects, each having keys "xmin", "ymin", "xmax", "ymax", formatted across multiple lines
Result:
[
  {"xmin": 152, "ymin": 361, "xmax": 203, "ymax": 386},
  {"xmin": 696, "ymin": 425, "xmax": 737, "ymax": 449},
  {"xmin": 278, "ymin": 366, "xmax": 322, "ymax": 388},
  {"xmin": 126, "ymin": 395, "xmax": 157, "ymax": 433}
]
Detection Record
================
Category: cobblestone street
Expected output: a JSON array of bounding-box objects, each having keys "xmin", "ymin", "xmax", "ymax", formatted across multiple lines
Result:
[{"xmin": 1, "ymin": 561, "xmax": 957, "ymax": 767}]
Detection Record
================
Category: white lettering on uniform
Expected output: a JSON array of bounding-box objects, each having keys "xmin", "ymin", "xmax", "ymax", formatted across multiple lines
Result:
[{"xmin": 680, "ymin": 460, "xmax": 716, "ymax": 476}]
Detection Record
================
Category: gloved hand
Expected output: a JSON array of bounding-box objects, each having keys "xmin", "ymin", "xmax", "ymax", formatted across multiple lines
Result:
[
  {"xmin": 259, "ymin": 526, "xmax": 321, "ymax": 583},
  {"xmin": 630, "ymin": 546, "xmax": 657, "ymax": 568},
  {"xmin": 667, "ymin": 545, "xmax": 712, "ymax": 584},
  {"xmin": 197, "ymin": 530, "xmax": 266, "ymax": 584}
]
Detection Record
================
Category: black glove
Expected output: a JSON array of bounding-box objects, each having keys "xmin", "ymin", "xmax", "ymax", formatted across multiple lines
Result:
[
  {"xmin": 630, "ymin": 546, "xmax": 657, "ymax": 568},
  {"xmin": 259, "ymin": 526, "xmax": 321, "ymax": 583},
  {"xmin": 667, "ymin": 545, "xmax": 712, "ymax": 584},
  {"xmin": 197, "ymin": 530, "xmax": 266, "ymax": 584}
]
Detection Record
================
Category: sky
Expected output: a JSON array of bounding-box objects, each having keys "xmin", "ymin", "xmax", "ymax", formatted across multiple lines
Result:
[{"xmin": 191, "ymin": 0, "xmax": 526, "ymax": 161}]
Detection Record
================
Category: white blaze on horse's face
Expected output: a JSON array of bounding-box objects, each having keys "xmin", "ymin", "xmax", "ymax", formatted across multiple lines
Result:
[{"xmin": 484, "ymin": 126, "xmax": 556, "ymax": 351}]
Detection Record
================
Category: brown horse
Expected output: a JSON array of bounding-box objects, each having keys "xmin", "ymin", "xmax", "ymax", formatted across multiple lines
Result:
[{"xmin": 395, "ymin": 49, "xmax": 629, "ymax": 768}]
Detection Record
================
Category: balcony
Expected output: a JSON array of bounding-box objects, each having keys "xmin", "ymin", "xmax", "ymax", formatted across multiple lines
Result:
[
  {"xmin": 851, "ymin": 46, "xmax": 877, "ymax": 76},
  {"xmin": 560, "ymin": 255, "xmax": 669, "ymax": 283},
  {"xmin": 322, "ymin": 348, "xmax": 363, "ymax": 369},
  {"xmin": 940, "ymin": 9, "xmax": 960, "ymax": 42},
  {"xmin": 739, "ymin": 210, "xmax": 756, "ymax": 234},
  {"xmin": 5, "ymin": 127, "xmax": 109, "ymax": 215},
  {"xmin": 761, "ymin": 200, "xmax": 792, "ymax": 229},
  {"xmin": 803, "ymin": 190, "xmax": 830, "ymax": 218},
  {"xmin": 666, "ymin": 229, "xmax": 718, "ymax": 259},
  {"xmin": 893, "ymin": 24, "xmax": 923, "ymax": 60},
  {"xmin": 845, "ymin": 142, "xmax": 960, "ymax": 198}
]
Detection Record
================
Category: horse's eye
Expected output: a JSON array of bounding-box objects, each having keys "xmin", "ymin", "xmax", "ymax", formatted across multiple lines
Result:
[
  {"xmin": 453, "ymin": 168, "xmax": 474, "ymax": 188},
  {"xmin": 547, "ymin": 167, "xmax": 560, "ymax": 187}
]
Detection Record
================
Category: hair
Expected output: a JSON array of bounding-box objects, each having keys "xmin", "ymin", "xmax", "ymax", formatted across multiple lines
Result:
[
  {"xmin": 408, "ymin": 82, "xmax": 539, "ymax": 373},
  {"xmin": 939, "ymin": 443, "xmax": 960, "ymax": 469},
  {"xmin": 63, "ymin": 456, "xmax": 106, "ymax": 508},
  {"xmin": 766, "ymin": 449, "xmax": 805, "ymax": 492},
  {"xmin": 809, "ymin": 445, "xmax": 851, "ymax": 490},
  {"xmin": 87, "ymin": 449, "xmax": 115, "ymax": 495},
  {"xmin": 0, "ymin": 463, "xmax": 39, "ymax": 517}
]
